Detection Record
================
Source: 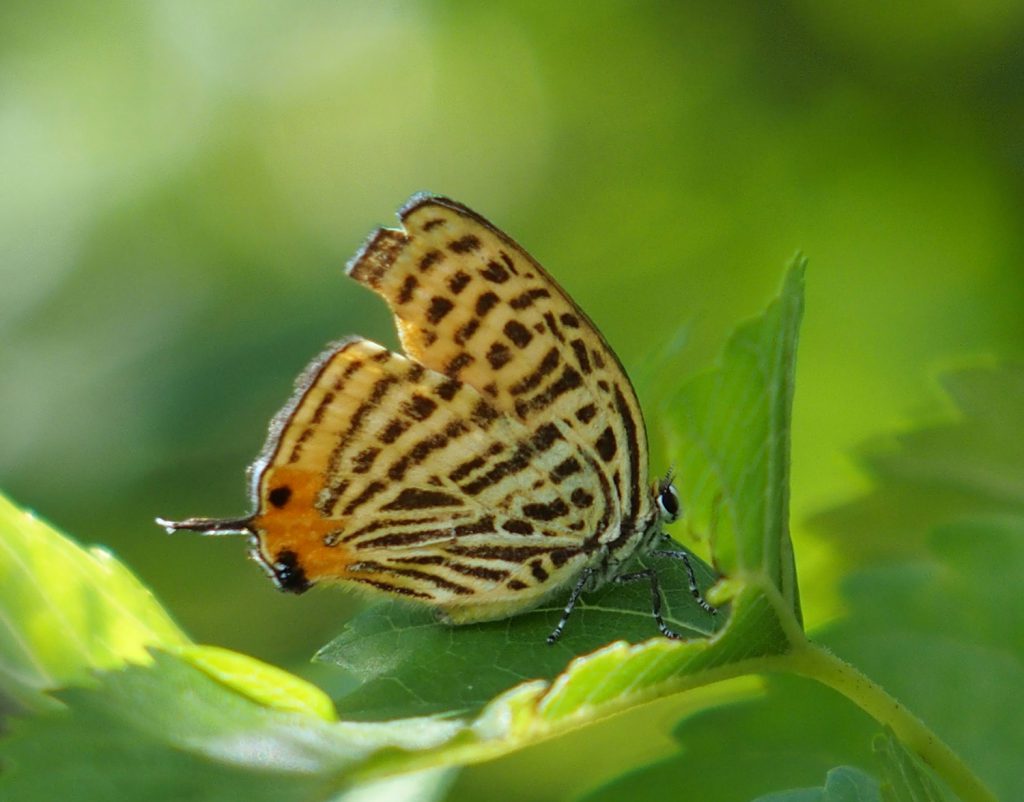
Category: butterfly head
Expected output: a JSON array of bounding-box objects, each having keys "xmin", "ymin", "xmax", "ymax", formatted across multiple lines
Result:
[{"xmin": 655, "ymin": 472, "xmax": 682, "ymax": 524}]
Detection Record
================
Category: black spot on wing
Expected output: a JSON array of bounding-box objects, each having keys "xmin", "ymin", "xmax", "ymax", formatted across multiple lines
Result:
[
  {"xmin": 571, "ymin": 488, "xmax": 595, "ymax": 508},
  {"xmin": 550, "ymin": 457, "xmax": 582, "ymax": 483},
  {"xmin": 402, "ymin": 394, "xmax": 437, "ymax": 421},
  {"xmin": 436, "ymin": 378, "xmax": 461, "ymax": 401},
  {"xmin": 270, "ymin": 550, "xmax": 311, "ymax": 594},
  {"xmin": 504, "ymin": 320, "xmax": 533, "ymax": 348},
  {"xmin": 502, "ymin": 519, "xmax": 535, "ymax": 535},
  {"xmin": 523, "ymin": 499, "xmax": 570, "ymax": 521},
  {"xmin": 595, "ymin": 426, "xmax": 617, "ymax": 462},
  {"xmin": 444, "ymin": 352, "xmax": 475, "ymax": 378},
  {"xmin": 570, "ymin": 338, "xmax": 592, "ymax": 373},
  {"xmin": 268, "ymin": 486, "xmax": 292, "ymax": 508},
  {"xmin": 379, "ymin": 417, "xmax": 409, "ymax": 444},
  {"xmin": 419, "ymin": 249, "xmax": 443, "ymax": 272},
  {"xmin": 426, "ymin": 296, "xmax": 455, "ymax": 324},
  {"xmin": 575, "ymin": 403, "xmax": 597, "ymax": 424},
  {"xmin": 351, "ymin": 447, "xmax": 380, "ymax": 474},
  {"xmin": 397, "ymin": 275, "xmax": 418, "ymax": 304},
  {"xmin": 479, "ymin": 260, "xmax": 510, "ymax": 283},
  {"xmin": 530, "ymin": 423, "xmax": 563, "ymax": 453},
  {"xmin": 476, "ymin": 291, "xmax": 500, "ymax": 317},
  {"xmin": 487, "ymin": 342, "xmax": 512, "ymax": 369},
  {"xmin": 455, "ymin": 318, "xmax": 480, "ymax": 345},
  {"xmin": 450, "ymin": 234, "xmax": 481, "ymax": 253},
  {"xmin": 509, "ymin": 288, "xmax": 551, "ymax": 309},
  {"xmin": 448, "ymin": 270, "xmax": 471, "ymax": 294}
]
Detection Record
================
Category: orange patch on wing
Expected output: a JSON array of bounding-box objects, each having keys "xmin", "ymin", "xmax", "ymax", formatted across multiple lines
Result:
[{"xmin": 252, "ymin": 466, "xmax": 351, "ymax": 580}]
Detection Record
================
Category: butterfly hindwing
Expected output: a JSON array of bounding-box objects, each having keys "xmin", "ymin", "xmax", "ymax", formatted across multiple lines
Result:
[{"xmin": 248, "ymin": 337, "xmax": 599, "ymax": 619}]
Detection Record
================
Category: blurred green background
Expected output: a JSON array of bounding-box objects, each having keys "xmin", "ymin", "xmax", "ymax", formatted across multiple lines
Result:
[{"xmin": 2, "ymin": 1, "xmax": 1022, "ymax": 797}]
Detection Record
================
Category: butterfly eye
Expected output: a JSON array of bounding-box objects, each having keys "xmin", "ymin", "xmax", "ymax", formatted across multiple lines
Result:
[{"xmin": 657, "ymin": 483, "xmax": 681, "ymax": 523}]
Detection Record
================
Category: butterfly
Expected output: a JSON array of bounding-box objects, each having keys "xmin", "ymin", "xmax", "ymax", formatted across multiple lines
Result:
[{"xmin": 159, "ymin": 194, "xmax": 715, "ymax": 643}]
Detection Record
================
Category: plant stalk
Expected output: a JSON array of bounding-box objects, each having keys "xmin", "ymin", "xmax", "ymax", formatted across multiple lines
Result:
[{"xmin": 767, "ymin": 643, "xmax": 997, "ymax": 802}]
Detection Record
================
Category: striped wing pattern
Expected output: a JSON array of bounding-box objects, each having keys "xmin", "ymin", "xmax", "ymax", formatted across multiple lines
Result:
[
  {"xmin": 248, "ymin": 338, "xmax": 601, "ymax": 620},
  {"xmin": 347, "ymin": 196, "xmax": 655, "ymax": 555},
  {"xmin": 167, "ymin": 195, "xmax": 662, "ymax": 625}
]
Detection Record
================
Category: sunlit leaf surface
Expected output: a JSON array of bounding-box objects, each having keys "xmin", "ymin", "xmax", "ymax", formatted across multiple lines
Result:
[{"xmin": 0, "ymin": 494, "xmax": 188, "ymax": 712}]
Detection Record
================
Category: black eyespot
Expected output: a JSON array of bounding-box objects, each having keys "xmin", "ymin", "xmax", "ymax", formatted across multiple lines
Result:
[
  {"xmin": 268, "ymin": 485, "xmax": 292, "ymax": 508},
  {"xmin": 272, "ymin": 549, "xmax": 311, "ymax": 594},
  {"xmin": 658, "ymin": 484, "xmax": 681, "ymax": 522}
]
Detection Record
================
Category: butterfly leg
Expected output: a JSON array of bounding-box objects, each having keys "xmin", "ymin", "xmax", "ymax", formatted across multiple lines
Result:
[
  {"xmin": 613, "ymin": 567, "xmax": 680, "ymax": 639},
  {"xmin": 546, "ymin": 567, "xmax": 596, "ymax": 645},
  {"xmin": 652, "ymin": 548, "xmax": 717, "ymax": 615}
]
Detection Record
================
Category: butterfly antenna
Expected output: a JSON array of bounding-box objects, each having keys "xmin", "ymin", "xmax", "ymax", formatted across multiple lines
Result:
[
  {"xmin": 156, "ymin": 516, "xmax": 254, "ymax": 536},
  {"xmin": 658, "ymin": 466, "xmax": 676, "ymax": 494}
]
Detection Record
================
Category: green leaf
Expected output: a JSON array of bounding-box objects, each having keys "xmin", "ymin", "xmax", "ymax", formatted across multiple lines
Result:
[
  {"xmin": 875, "ymin": 730, "xmax": 956, "ymax": 802},
  {"xmin": 815, "ymin": 366, "xmax": 1024, "ymax": 801},
  {"xmin": 663, "ymin": 259, "xmax": 805, "ymax": 617},
  {"xmin": 0, "ymin": 592, "xmax": 783, "ymax": 802},
  {"xmin": 0, "ymin": 492, "xmax": 189, "ymax": 713},
  {"xmin": 356, "ymin": 586, "xmax": 796, "ymax": 777},
  {"xmin": 0, "ymin": 491, "xmax": 336, "ymax": 724},
  {"xmin": 819, "ymin": 517, "xmax": 1024, "ymax": 802},
  {"xmin": 584, "ymin": 365, "xmax": 1019, "ymax": 802},
  {"xmin": 319, "ymin": 550, "xmax": 722, "ymax": 720},
  {"xmin": 318, "ymin": 262, "xmax": 808, "ymax": 721},
  {"xmin": 179, "ymin": 644, "xmax": 338, "ymax": 721},
  {"xmin": 332, "ymin": 768, "xmax": 456, "ymax": 802},
  {"xmin": 0, "ymin": 651, "xmax": 462, "ymax": 802},
  {"xmin": 812, "ymin": 364, "xmax": 1024, "ymax": 564},
  {"xmin": 677, "ymin": 365, "xmax": 1021, "ymax": 802},
  {"xmin": 753, "ymin": 767, "xmax": 881, "ymax": 802},
  {"xmin": 581, "ymin": 675, "xmax": 878, "ymax": 802}
]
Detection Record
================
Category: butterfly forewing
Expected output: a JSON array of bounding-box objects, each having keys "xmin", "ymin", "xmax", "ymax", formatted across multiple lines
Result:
[{"xmin": 347, "ymin": 196, "xmax": 654, "ymax": 551}]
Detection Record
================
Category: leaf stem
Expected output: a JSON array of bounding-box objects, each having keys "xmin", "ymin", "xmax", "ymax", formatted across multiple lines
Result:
[{"xmin": 766, "ymin": 643, "xmax": 996, "ymax": 802}]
